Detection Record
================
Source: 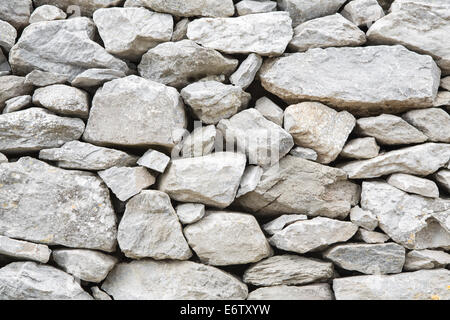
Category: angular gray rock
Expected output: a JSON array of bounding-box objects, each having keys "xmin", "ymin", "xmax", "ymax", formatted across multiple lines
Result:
[
  {"xmin": 339, "ymin": 143, "xmax": 450, "ymax": 179},
  {"xmin": 29, "ymin": 5, "xmax": 67, "ymax": 23},
  {"xmin": 333, "ymin": 269, "xmax": 450, "ymax": 300},
  {"xmin": 248, "ymin": 284, "xmax": 333, "ymax": 300},
  {"xmin": 180, "ymin": 125, "xmax": 216, "ymax": 158},
  {"xmin": 229, "ymin": 54, "xmax": 263, "ymax": 89},
  {"xmin": 350, "ymin": 206, "xmax": 378, "ymax": 231},
  {"xmin": 259, "ymin": 45, "xmax": 440, "ymax": 116},
  {"xmin": 183, "ymin": 211, "xmax": 272, "ymax": 266},
  {"xmin": 0, "ymin": 235, "xmax": 51, "ymax": 263},
  {"xmin": 9, "ymin": 18, "xmax": 130, "ymax": 81},
  {"xmin": 93, "ymin": 8, "xmax": 173, "ymax": 61},
  {"xmin": 243, "ymin": 255, "xmax": 333, "ymax": 286},
  {"xmin": 0, "ymin": 75, "xmax": 33, "ymax": 111},
  {"xmin": 117, "ymin": 191, "xmax": 192, "ymax": 260},
  {"xmin": 175, "ymin": 203, "xmax": 205, "ymax": 225},
  {"xmin": 102, "ymin": 260, "xmax": 248, "ymax": 300},
  {"xmin": 0, "ymin": 157, "xmax": 117, "ymax": 251},
  {"xmin": 32, "ymin": 84, "xmax": 90, "ymax": 118},
  {"xmin": 367, "ymin": 0, "xmax": 450, "ymax": 75},
  {"xmin": 289, "ymin": 13, "xmax": 366, "ymax": 52},
  {"xmin": 236, "ymin": 0, "xmax": 277, "ymax": 15},
  {"xmin": 83, "ymin": 76, "xmax": 187, "ymax": 150},
  {"xmin": 3, "ymin": 95, "xmax": 32, "ymax": 114},
  {"xmin": 270, "ymin": 217, "xmax": 358, "ymax": 253},
  {"xmin": 354, "ymin": 229, "xmax": 390, "ymax": 244},
  {"xmin": 0, "ymin": 20, "xmax": 17, "ymax": 53},
  {"xmin": 323, "ymin": 243, "xmax": 405, "ymax": 274},
  {"xmin": 0, "ymin": 262, "xmax": 92, "ymax": 300},
  {"xmin": 98, "ymin": 166, "xmax": 155, "ymax": 202},
  {"xmin": 356, "ymin": 114, "xmax": 428, "ymax": 145},
  {"xmin": 255, "ymin": 97, "xmax": 284, "ymax": 127},
  {"xmin": 262, "ymin": 214, "xmax": 308, "ymax": 235},
  {"xmin": 159, "ymin": 152, "xmax": 246, "ymax": 208},
  {"xmin": 236, "ymin": 156, "xmax": 360, "ymax": 218},
  {"xmin": 217, "ymin": 108, "xmax": 294, "ymax": 167},
  {"xmin": 137, "ymin": 149, "xmax": 170, "ymax": 173},
  {"xmin": 341, "ymin": 137, "xmax": 380, "ymax": 159},
  {"xmin": 402, "ymin": 108, "xmax": 450, "ymax": 143},
  {"xmin": 341, "ymin": 0, "xmax": 385, "ymax": 27},
  {"xmin": 0, "ymin": 108, "xmax": 85, "ymax": 154},
  {"xmin": 433, "ymin": 91, "xmax": 450, "ymax": 107},
  {"xmin": 24, "ymin": 70, "xmax": 69, "ymax": 87},
  {"xmin": 187, "ymin": 12, "xmax": 293, "ymax": 56},
  {"xmin": 171, "ymin": 18, "xmax": 189, "ymax": 41},
  {"xmin": 361, "ymin": 181, "xmax": 450, "ymax": 249},
  {"xmin": 404, "ymin": 249, "xmax": 450, "ymax": 271},
  {"xmin": 284, "ymin": 102, "xmax": 355, "ymax": 164},
  {"xmin": 33, "ymin": 0, "xmax": 123, "ymax": 17},
  {"xmin": 52, "ymin": 249, "xmax": 118, "ymax": 283},
  {"xmin": 0, "ymin": 0, "xmax": 33, "ymax": 29},
  {"xmin": 289, "ymin": 146, "xmax": 318, "ymax": 160},
  {"xmin": 434, "ymin": 170, "xmax": 450, "ymax": 193},
  {"xmin": 236, "ymin": 165, "xmax": 264, "ymax": 198},
  {"xmin": 91, "ymin": 287, "xmax": 112, "ymax": 300},
  {"xmin": 277, "ymin": 0, "xmax": 347, "ymax": 27},
  {"xmin": 387, "ymin": 173, "xmax": 439, "ymax": 198},
  {"xmin": 181, "ymin": 81, "xmax": 250, "ymax": 124},
  {"xmin": 71, "ymin": 69, "xmax": 125, "ymax": 88},
  {"xmin": 138, "ymin": 40, "xmax": 238, "ymax": 89},
  {"xmin": 441, "ymin": 76, "xmax": 450, "ymax": 91}
]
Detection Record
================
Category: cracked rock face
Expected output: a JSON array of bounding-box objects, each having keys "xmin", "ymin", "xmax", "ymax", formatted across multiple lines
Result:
[{"xmin": 248, "ymin": 283, "xmax": 334, "ymax": 300}]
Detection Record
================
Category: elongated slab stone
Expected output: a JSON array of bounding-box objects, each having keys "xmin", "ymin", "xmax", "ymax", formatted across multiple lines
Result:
[
  {"xmin": 404, "ymin": 249, "xmax": 450, "ymax": 271},
  {"xmin": 0, "ymin": 236, "xmax": 51, "ymax": 263},
  {"xmin": 248, "ymin": 283, "xmax": 333, "ymax": 300},
  {"xmin": 34, "ymin": 0, "xmax": 123, "ymax": 17}
]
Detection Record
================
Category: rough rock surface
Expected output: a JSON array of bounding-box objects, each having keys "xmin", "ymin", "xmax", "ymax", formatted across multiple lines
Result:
[
  {"xmin": 29, "ymin": 5, "xmax": 67, "ymax": 24},
  {"xmin": 289, "ymin": 146, "xmax": 318, "ymax": 160},
  {"xmin": 175, "ymin": 203, "xmax": 205, "ymax": 225},
  {"xmin": 262, "ymin": 214, "xmax": 308, "ymax": 235},
  {"xmin": 24, "ymin": 70, "xmax": 68, "ymax": 87},
  {"xmin": 355, "ymin": 229, "xmax": 390, "ymax": 244},
  {"xmin": 0, "ymin": 235, "xmax": 51, "ymax": 263},
  {"xmin": 387, "ymin": 173, "xmax": 439, "ymax": 198},
  {"xmin": 341, "ymin": 0, "xmax": 385, "ymax": 27},
  {"xmin": 180, "ymin": 125, "xmax": 216, "ymax": 158},
  {"xmin": 236, "ymin": 0, "xmax": 277, "ymax": 15},
  {"xmin": 137, "ymin": 149, "xmax": 170, "ymax": 173},
  {"xmin": 3, "ymin": 95, "xmax": 32, "ymax": 114},
  {"xmin": 349, "ymin": 206, "xmax": 378, "ymax": 231},
  {"xmin": 0, "ymin": 0, "xmax": 33, "ymax": 29},
  {"xmin": 341, "ymin": 137, "xmax": 380, "ymax": 159},
  {"xmin": 259, "ymin": 45, "xmax": 440, "ymax": 116},
  {"xmin": 255, "ymin": 97, "xmax": 284, "ymax": 127},
  {"xmin": 236, "ymin": 165, "xmax": 264, "ymax": 198},
  {"xmin": 248, "ymin": 283, "xmax": 333, "ymax": 300},
  {"xmin": 404, "ymin": 249, "xmax": 450, "ymax": 271},
  {"xmin": 34, "ymin": 0, "xmax": 123, "ymax": 17},
  {"xmin": 402, "ymin": 108, "xmax": 450, "ymax": 143},
  {"xmin": 434, "ymin": 170, "xmax": 450, "ymax": 193},
  {"xmin": 0, "ymin": 76, "xmax": 33, "ymax": 111},
  {"xmin": 229, "ymin": 53, "xmax": 263, "ymax": 89},
  {"xmin": 71, "ymin": 69, "xmax": 125, "ymax": 88},
  {"xmin": 0, "ymin": 20, "xmax": 17, "ymax": 53}
]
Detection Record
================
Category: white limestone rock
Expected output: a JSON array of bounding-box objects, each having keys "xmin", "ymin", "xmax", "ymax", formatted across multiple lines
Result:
[
  {"xmin": 0, "ymin": 153, "xmax": 7, "ymax": 164},
  {"xmin": 39, "ymin": 141, "xmax": 137, "ymax": 171},
  {"xmin": 138, "ymin": 40, "xmax": 238, "ymax": 89},
  {"xmin": 248, "ymin": 284, "xmax": 333, "ymax": 300},
  {"xmin": 0, "ymin": 0, "xmax": 33, "ymax": 29},
  {"xmin": 229, "ymin": 53, "xmax": 263, "ymax": 89},
  {"xmin": 341, "ymin": 0, "xmax": 385, "ymax": 27},
  {"xmin": 270, "ymin": 217, "xmax": 358, "ymax": 254},
  {"xmin": 52, "ymin": 249, "xmax": 117, "ymax": 283},
  {"xmin": 102, "ymin": 260, "xmax": 247, "ymax": 300},
  {"xmin": 118, "ymin": 191, "xmax": 192, "ymax": 260},
  {"xmin": 237, "ymin": 156, "xmax": 360, "ymax": 218},
  {"xmin": 171, "ymin": 18, "xmax": 189, "ymax": 42},
  {"xmin": 236, "ymin": 166, "xmax": 264, "ymax": 198},
  {"xmin": 3, "ymin": 95, "xmax": 32, "ymax": 114},
  {"xmin": 98, "ymin": 166, "xmax": 155, "ymax": 202},
  {"xmin": 217, "ymin": 109, "xmax": 294, "ymax": 167},
  {"xmin": 71, "ymin": 69, "xmax": 125, "ymax": 88},
  {"xmin": 339, "ymin": 143, "xmax": 450, "ymax": 179},
  {"xmin": 255, "ymin": 97, "xmax": 284, "ymax": 127},
  {"xmin": 284, "ymin": 102, "xmax": 355, "ymax": 164},
  {"xmin": 93, "ymin": 8, "xmax": 173, "ymax": 61},
  {"xmin": 243, "ymin": 255, "xmax": 333, "ymax": 286},
  {"xmin": 187, "ymin": 12, "xmax": 293, "ymax": 56},
  {"xmin": 175, "ymin": 203, "xmax": 205, "ymax": 225},
  {"xmin": 0, "ymin": 75, "xmax": 33, "ymax": 111},
  {"xmin": 29, "ymin": 5, "xmax": 67, "ymax": 23},
  {"xmin": 402, "ymin": 108, "xmax": 450, "ymax": 143},
  {"xmin": 354, "ymin": 229, "xmax": 390, "ymax": 244},
  {"xmin": 0, "ymin": 235, "xmax": 51, "ymax": 263},
  {"xmin": 333, "ymin": 269, "xmax": 450, "ymax": 300},
  {"xmin": 0, "ymin": 20, "xmax": 17, "ymax": 53},
  {"xmin": 24, "ymin": 70, "xmax": 69, "ymax": 87},
  {"xmin": 0, "ymin": 158, "xmax": 117, "ymax": 251},
  {"xmin": 356, "ymin": 114, "xmax": 428, "ymax": 145},
  {"xmin": 289, "ymin": 13, "xmax": 366, "ymax": 52},
  {"xmin": 434, "ymin": 170, "xmax": 450, "ymax": 193},
  {"xmin": 137, "ymin": 149, "xmax": 170, "ymax": 173},
  {"xmin": 361, "ymin": 181, "xmax": 450, "ymax": 249},
  {"xmin": 341, "ymin": 137, "xmax": 380, "ymax": 160},
  {"xmin": 83, "ymin": 76, "xmax": 187, "ymax": 150},
  {"xmin": 350, "ymin": 206, "xmax": 378, "ymax": 231},
  {"xmin": 289, "ymin": 146, "xmax": 318, "ymax": 160},
  {"xmin": 404, "ymin": 249, "xmax": 450, "ymax": 271},
  {"xmin": 34, "ymin": 0, "xmax": 123, "ymax": 17},
  {"xmin": 0, "ymin": 108, "xmax": 85, "ymax": 154},
  {"xmin": 180, "ymin": 125, "xmax": 216, "ymax": 158},
  {"xmin": 181, "ymin": 81, "xmax": 251, "ymax": 124},
  {"xmin": 387, "ymin": 173, "xmax": 439, "ymax": 198},
  {"xmin": 259, "ymin": 45, "xmax": 440, "ymax": 116},
  {"xmin": 91, "ymin": 287, "xmax": 112, "ymax": 300},
  {"xmin": 236, "ymin": 1, "xmax": 277, "ymax": 15},
  {"xmin": 262, "ymin": 214, "xmax": 308, "ymax": 235},
  {"xmin": 183, "ymin": 211, "xmax": 272, "ymax": 266},
  {"xmin": 0, "ymin": 262, "xmax": 92, "ymax": 300},
  {"xmin": 441, "ymin": 76, "xmax": 450, "ymax": 91}
]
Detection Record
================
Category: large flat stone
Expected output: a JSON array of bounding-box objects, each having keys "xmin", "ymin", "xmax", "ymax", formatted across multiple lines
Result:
[{"xmin": 0, "ymin": 235, "xmax": 51, "ymax": 263}]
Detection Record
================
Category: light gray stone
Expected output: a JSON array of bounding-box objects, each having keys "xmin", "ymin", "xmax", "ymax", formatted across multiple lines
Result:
[
  {"xmin": 354, "ymin": 229, "xmax": 390, "ymax": 244},
  {"xmin": 361, "ymin": 181, "xmax": 450, "ymax": 249},
  {"xmin": 248, "ymin": 284, "xmax": 333, "ymax": 300},
  {"xmin": 402, "ymin": 108, "xmax": 450, "ymax": 143},
  {"xmin": 138, "ymin": 39, "xmax": 238, "ymax": 89},
  {"xmin": 270, "ymin": 217, "xmax": 358, "ymax": 253},
  {"xmin": 0, "ymin": 153, "xmax": 7, "ymax": 163},
  {"xmin": 333, "ymin": 269, "xmax": 450, "ymax": 300},
  {"xmin": 255, "ymin": 97, "xmax": 284, "ymax": 127},
  {"xmin": 180, "ymin": 125, "xmax": 216, "ymax": 158},
  {"xmin": 83, "ymin": 76, "xmax": 187, "ymax": 150},
  {"xmin": 9, "ymin": 18, "xmax": 131, "ymax": 81},
  {"xmin": 350, "ymin": 206, "xmax": 378, "ymax": 231},
  {"xmin": 259, "ymin": 45, "xmax": 440, "ymax": 116},
  {"xmin": 236, "ymin": 0, "xmax": 277, "ymax": 15},
  {"xmin": 229, "ymin": 53, "xmax": 263, "ymax": 89},
  {"xmin": 341, "ymin": 0, "xmax": 385, "ymax": 27},
  {"xmin": 175, "ymin": 203, "xmax": 205, "ymax": 225},
  {"xmin": 33, "ymin": 0, "xmax": 123, "ymax": 17},
  {"xmin": 137, "ymin": 149, "xmax": 170, "ymax": 173},
  {"xmin": 404, "ymin": 249, "xmax": 450, "ymax": 271},
  {"xmin": 323, "ymin": 243, "xmax": 405, "ymax": 274},
  {"xmin": 387, "ymin": 173, "xmax": 439, "ymax": 198},
  {"xmin": 91, "ymin": 287, "xmax": 111, "ymax": 300},
  {"xmin": 0, "ymin": 51, "xmax": 10, "ymax": 75},
  {"xmin": 441, "ymin": 76, "xmax": 450, "ymax": 91},
  {"xmin": 39, "ymin": 141, "xmax": 138, "ymax": 171},
  {"xmin": 181, "ymin": 81, "xmax": 250, "ymax": 124},
  {"xmin": 284, "ymin": 102, "xmax": 355, "ymax": 164},
  {"xmin": 0, "ymin": 20, "xmax": 17, "ymax": 53},
  {"xmin": 356, "ymin": 114, "xmax": 428, "ymax": 145},
  {"xmin": 339, "ymin": 143, "xmax": 450, "ymax": 179},
  {"xmin": 98, "ymin": 166, "xmax": 155, "ymax": 202},
  {"xmin": 118, "ymin": 190, "xmax": 192, "ymax": 260},
  {"xmin": 3, "ymin": 95, "xmax": 32, "ymax": 114},
  {"xmin": 52, "ymin": 249, "xmax": 117, "ymax": 283},
  {"xmin": 183, "ymin": 211, "xmax": 272, "ymax": 266},
  {"xmin": 289, "ymin": 146, "xmax": 318, "ymax": 160},
  {"xmin": 0, "ymin": 75, "xmax": 33, "ymax": 111},
  {"xmin": 217, "ymin": 109, "xmax": 294, "ymax": 167},
  {"xmin": 237, "ymin": 156, "xmax": 360, "ymax": 218},
  {"xmin": 236, "ymin": 165, "xmax": 264, "ymax": 198},
  {"xmin": 102, "ymin": 260, "xmax": 248, "ymax": 300},
  {"xmin": 0, "ymin": 108, "xmax": 85, "ymax": 154},
  {"xmin": 0, "ymin": 157, "xmax": 117, "ymax": 251},
  {"xmin": 187, "ymin": 12, "xmax": 293, "ymax": 57},
  {"xmin": 0, "ymin": 0, "xmax": 32, "ymax": 29},
  {"xmin": 341, "ymin": 137, "xmax": 380, "ymax": 159},
  {"xmin": 289, "ymin": 13, "xmax": 366, "ymax": 52},
  {"xmin": 262, "ymin": 214, "xmax": 308, "ymax": 235},
  {"xmin": 171, "ymin": 18, "xmax": 189, "ymax": 42},
  {"xmin": 433, "ymin": 91, "xmax": 450, "ymax": 107},
  {"xmin": 243, "ymin": 255, "xmax": 333, "ymax": 286},
  {"xmin": 93, "ymin": 8, "xmax": 173, "ymax": 61},
  {"xmin": 0, "ymin": 262, "xmax": 92, "ymax": 300},
  {"xmin": 29, "ymin": 5, "xmax": 67, "ymax": 23},
  {"xmin": 434, "ymin": 170, "xmax": 450, "ymax": 193},
  {"xmin": 24, "ymin": 70, "xmax": 68, "ymax": 87},
  {"xmin": 71, "ymin": 69, "xmax": 125, "ymax": 88},
  {"xmin": 367, "ymin": 0, "xmax": 450, "ymax": 75},
  {"xmin": 0, "ymin": 235, "xmax": 51, "ymax": 263}
]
